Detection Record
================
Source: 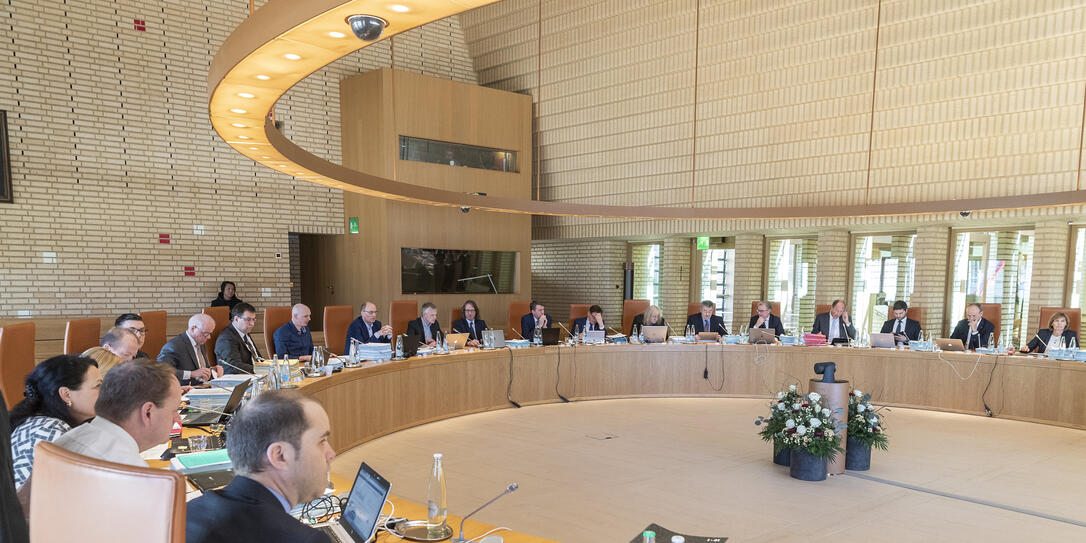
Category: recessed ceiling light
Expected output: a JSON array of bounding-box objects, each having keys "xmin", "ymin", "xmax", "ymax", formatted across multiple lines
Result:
[
  {"xmin": 237, "ymin": 92, "xmax": 255, "ymax": 98},
  {"xmin": 255, "ymin": 74, "xmax": 270, "ymax": 80},
  {"xmin": 237, "ymin": 135, "xmax": 251, "ymax": 140},
  {"xmin": 249, "ymin": 147, "xmax": 259, "ymax": 150},
  {"xmin": 390, "ymin": 4, "xmax": 410, "ymax": 12},
  {"xmin": 262, "ymin": 156, "xmax": 271, "ymax": 159},
  {"xmin": 296, "ymin": 172, "xmax": 305, "ymax": 175},
  {"xmin": 328, "ymin": 31, "xmax": 346, "ymax": 38},
  {"xmin": 284, "ymin": 53, "xmax": 301, "ymax": 60},
  {"xmin": 229, "ymin": 108, "xmax": 247, "ymax": 114},
  {"xmin": 231, "ymin": 122, "xmax": 247, "ymax": 128}
]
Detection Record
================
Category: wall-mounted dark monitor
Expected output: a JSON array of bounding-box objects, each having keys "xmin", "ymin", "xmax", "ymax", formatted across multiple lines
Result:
[
  {"xmin": 0, "ymin": 111, "xmax": 11, "ymax": 204},
  {"xmin": 401, "ymin": 248, "xmax": 517, "ymax": 294}
]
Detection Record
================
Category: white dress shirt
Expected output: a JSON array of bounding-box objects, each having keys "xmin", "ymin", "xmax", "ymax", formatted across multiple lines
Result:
[
  {"xmin": 53, "ymin": 416, "xmax": 146, "ymax": 468},
  {"xmin": 828, "ymin": 317, "xmax": 840, "ymax": 342}
]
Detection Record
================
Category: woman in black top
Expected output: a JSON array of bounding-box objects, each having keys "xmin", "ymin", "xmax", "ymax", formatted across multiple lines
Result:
[
  {"xmin": 210, "ymin": 281, "xmax": 243, "ymax": 309},
  {"xmin": 1021, "ymin": 312, "xmax": 1078, "ymax": 353}
]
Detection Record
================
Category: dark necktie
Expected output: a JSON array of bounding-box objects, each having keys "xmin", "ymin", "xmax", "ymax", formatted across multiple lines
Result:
[{"xmin": 703, "ymin": 319, "xmax": 709, "ymax": 331}]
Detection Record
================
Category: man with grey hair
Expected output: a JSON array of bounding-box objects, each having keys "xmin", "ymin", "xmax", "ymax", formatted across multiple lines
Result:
[
  {"xmin": 273, "ymin": 303, "xmax": 313, "ymax": 362},
  {"xmin": 687, "ymin": 299, "xmax": 728, "ymax": 335},
  {"xmin": 185, "ymin": 390, "xmax": 335, "ymax": 543},
  {"xmin": 100, "ymin": 326, "xmax": 140, "ymax": 362},
  {"xmin": 158, "ymin": 313, "xmax": 223, "ymax": 385},
  {"xmin": 407, "ymin": 302, "xmax": 441, "ymax": 347}
]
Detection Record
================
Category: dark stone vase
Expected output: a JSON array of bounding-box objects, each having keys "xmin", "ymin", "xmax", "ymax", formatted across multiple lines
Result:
[
  {"xmin": 789, "ymin": 448, "xmax": 827, "ymax": 481},
  {"xmin": 772, "ymin": 443, "xmax": 791, "ymax": 466},
  {"xmin": 845, "ymin": 435, "xmax": 872, "ymax": 471}
]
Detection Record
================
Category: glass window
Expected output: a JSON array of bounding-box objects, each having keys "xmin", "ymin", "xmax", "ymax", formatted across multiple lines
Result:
[
  {"xmin": 699, "ymin": 247, "xmax": 735, "ymax": 326},
  {"xmin": 949, "ymin": 229, "xmax": 1034, "ymax": 345},
  {"xmin": 766, "ymin": 237, "xmax": 817, "ymax": 334},
  {"xmin": 1070, "ymin": 226, "xmax": 1086, "ymax": 332},
  {"xmin": 401, "ymin": 248, "xmax": 517, "ymax": 294},
  {"xmin": 850, "ymin": 233, "xmax": 917, "ymax": 335},
  {"xmin": 631, "ymin": 243, "xmax": 661, "ymax": 307},
  {"xmin": 399, "ymin": 136, "xmax": 518, "ymax": 172}
]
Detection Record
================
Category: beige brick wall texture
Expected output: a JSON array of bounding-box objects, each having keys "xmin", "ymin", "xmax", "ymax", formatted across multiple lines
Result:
[
  {"xmin": 816, "ymin": 231, "xmax": 851, "ymax": 306},
  {"xmin": 731, "ymin": 233, "xmax": 765, "ymax": 333},
  {"xmin": 0, "ymin": 0, "xmax": 475, "ymax": 318},
  {"xmin": 529, "ymin": 239, "xmax": 626, "ymax": 325},
  {"xmin": 912, "ymin": 225, "xmax": 951, "ymax": 336},
  {"xmin": 658, "ymin": 237, "xmax": 693, "ymax": 329},
  {"xmin": 1028, "ymin": 220, "xmax": 1071, "ymax": 333}
]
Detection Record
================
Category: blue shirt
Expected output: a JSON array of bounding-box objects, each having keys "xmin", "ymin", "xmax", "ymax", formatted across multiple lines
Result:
[{"xmin": 274, "ymin": 322, "xmax": 313, "ymax": 358}]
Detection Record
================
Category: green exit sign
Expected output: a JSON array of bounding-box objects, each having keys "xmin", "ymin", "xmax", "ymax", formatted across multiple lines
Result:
[
  {"xmin": 348, "ymin": 217, "xmax": 359, "ymax": 234},
  {"xmin": 696, "ymin": 236, "xmax": 709, "ymax": 250}
]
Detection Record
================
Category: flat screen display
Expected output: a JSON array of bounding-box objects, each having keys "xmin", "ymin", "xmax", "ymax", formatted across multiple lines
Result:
[{"xmin": 401, "ymin": 248, "xmax": 517, "ymax": 294}]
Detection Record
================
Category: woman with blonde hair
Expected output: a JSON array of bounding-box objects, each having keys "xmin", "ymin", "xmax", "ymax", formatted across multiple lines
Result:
[
  {"xmin": 1021, "ymin": 312, "xmax": 1078, "ymax": 353},
  {"xmin": 80, "ymin": 346, "xmax": 124, "ymax": 374},
  {"xmin": 630, "ymin": 304, "xmax": 668, "ymax": 339}
]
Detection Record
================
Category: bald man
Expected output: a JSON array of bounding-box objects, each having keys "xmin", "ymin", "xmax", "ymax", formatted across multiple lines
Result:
[
  {"xmin": 273, "ymin": 304, "xmax": 314, "ymax": 362},
  {"xmin": 101, "ymin": 326, "xmax": 140, "ymax": 362},
  {"xmin": 158, "ymin": 313, "xmax": 223, "ymax": 385}
]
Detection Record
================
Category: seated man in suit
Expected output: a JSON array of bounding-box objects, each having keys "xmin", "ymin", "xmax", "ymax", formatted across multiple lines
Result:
[
  {"xmin": 950, "ymin": 302, "xmax": 996, "ymax": 350},
  {"xmin": 274, "ymin": 304, "xmax": 314, "ymax": 362},
  {"xmin": 114, "ymin": 313, "xmax": 150, "ymax": 359},
  {"xmin": 344, "ymin": 301, "xmax": 393, "ymax": 353},
  {"xmin": 880, "ymin": 300, "xmax": 922, "ymax": 346},
  {"xmin": 100, "ymin": 326, "xmax": 140, "ymax": 363},
  {"xmin": 687, "ymin": 300, "xmax": 728, "ymax": 335},
  {"xmin": 215, "ymin": 302, "xmax": 263, "ymax": 374},
  {"xmin": 748, "ymin": 301, "xmax": 785, "ymax": 336},
  {"xmin": 406, "ymin": 302, "xmax": 442, "ymax": 347},
  {"xmin": 186, "ymin": 390, "xmax": 335, "ymax": 543},
  {"xmin": 573, "ymin": 305, "xmax": 606, "ymax": 333},
  {"xmin": 811, "ymin": 299, "xmax": 857, "ymax": 343},
  {"xmin": 158, "ymin": 313, "xmax": 223, "ymax": 385},
  {"xmin": 451, "ymin": 300, "xmax": 487, "ymax": 347},
  {"xmin": 520, "ymin": 301, "xmax": 552, "ymax": 340}
]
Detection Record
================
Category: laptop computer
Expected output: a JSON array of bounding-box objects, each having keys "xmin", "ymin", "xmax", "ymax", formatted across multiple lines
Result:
[
  {"xmin": 642, "ymin": 326, "xmax": 667, "ymax": 343},
  {"xmin": 583, "ymin": 330, "xmax": 605, "ymax": 344},
  {"xmin": 541, "ymin": 328, "xmax": 560, "ymax": 346},
  {"xmin": 749, "ymin": 328, "xmax": 777, "ymax": 344},
  {"xmin": 870, "ymin": 332, "xmax": 896, "ymax": 348},
  {"xmin": 445, "ymin": 333, "xmax": 469, "ymax": 350},
  {"xmin": 183, "ymin": 381, "xmax": 250, "ymax": 426},
  {"xmin": 936, "ymin": 338, "xmax": 965, "ymax": 351},
  {"xmin": 482, "ymin": 329, "xmax": 506, "ymax": 349},
  {"xmin": 316, "ymin": 462, "xmax": 391, "ymax": 543},
  {"xmin": 401, "ymin": 334, "xmax": 420, "ymax": 358}
]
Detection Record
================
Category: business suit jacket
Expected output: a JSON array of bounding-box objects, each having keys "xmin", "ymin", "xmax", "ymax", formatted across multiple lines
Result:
[
  {"xmin": 451, "ymin": 318, "xmax": 487, "ymax": 341},
  {"xmin": 949, "ymin": 318, "xmax": 996, "ymax": 349},
  {"xmin": 186, "ymin": 475, "xmax": 331, "ymax": 543},
  {"xmin": 686, "ymin": 314, "xmax": 728, "ymax": 335},
  {"xmin": 215, "ymin": 324, "xmax": 262, "ymax": 375},
  {"xmin": 157, "ymin": 332, "xmax": 207, "ymax": 385},
  {"xmin": 572, "ymin": 317, "xmax": 606, "ymax": 332},
  {"xmin": 748, "ymin": 314, "xmax": 786, "ymax": 336},
  {"xmin": 406, "ymin": 318, "xmax": 442, "ymax": 343},
  {"xmin": 880, "ymin": 317, "xmax": 923, "ymax": 343},
  {"xmin": 344, "ymin": 317, "xmax": 390, "ymax": 353},
  {"xmin": 520, "ymin": 313, "xmax": 553, "ymax": 339},
  {"xmin": 1025, "ymin": 329, "xmax": 1078, "ymax": 353},
  {"xmin": 811, "ymin": 312, "xmax": 857, "ymax": 342},
  {"xmin": 630, "ymin": 314, "xmax": 668, "ymax": 338}
]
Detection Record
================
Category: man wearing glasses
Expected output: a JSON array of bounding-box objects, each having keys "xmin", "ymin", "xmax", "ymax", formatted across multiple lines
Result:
[
  {"xmin": 114, "ymin": 313, "xmax": 150, "ymax": 359},
  {"xmin": 344, "ymin": 301, "xmax": 393, "ymax": 353},
  {"xmin": 158, "ymin": 313, "xmax": 224, "ymax": 385},
  {"xmin": 216, "ymin": 302, "xmax": 264, "ymax": 374}
]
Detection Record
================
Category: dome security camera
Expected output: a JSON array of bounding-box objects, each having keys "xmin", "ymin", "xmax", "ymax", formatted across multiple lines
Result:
[
  {"xmin": 460, "ymin": 206, "xmax": 471, "ymax": 214},
  {"xmin": 346, "ymin": 15, "xmax": 388, "ymax": 42},
  {"xmin": 959, "ymin": 211, "xmax": 972, "ymax": 217}
]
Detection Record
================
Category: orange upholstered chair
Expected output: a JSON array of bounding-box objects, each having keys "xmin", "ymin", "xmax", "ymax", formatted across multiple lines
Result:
[
  {"xmin": 622, "ymin": 299, "xmax": 650, "ymax": 337},
  {"xmin": 201, "ymin": 306, "xmax": 230, "ymax": 362},
  {"xmin": 569, "ymin": 304, "xmax": 591, "ymax": 323},
  {"xmin": 0, "ymin": 322, "xmax": 35, "ymax": 410},
  {"xmin": 390, "ymin": 300, "xmax": 419, "ymax": 339},
  {"xmin": 450, "ymin": 306, "xmax": 464, "ymax": 327},
  {"xmin": 905, "ymin": 306, "xmax": 922, "ymax": 324},
  {"xmin": 1038, "ymin": 307, "xmax": 1081, "ymax": 332},
  {"xmin": 687, "ymin": 302, "xmax": 702, "ymax": 318},
  {"xmin": 30, "ymin": 442, "xmax": 186, "ymax": 543},
  {"xmin": 815, "ymin": 304, "xmax": 831, "ymax": 316},
  {"xmin": 323, "ymin": 305, "xmax": 353, "ymax": 354},
  {"xmin": 507, "ymin": 301, "xmax": 531, "ymax": 339},
  {"xmin": 976, "ymin": 303, "xmax": 1002, "ymax": 345},
  {"xmin": 139, "ymin": 310, "xmax": 168, "ymax": 359},
  {"xmin": 263, "ymin": 306, "xmax": 292, "ymax": 357},
  {"xmin": 750, "ymin": 301, "xmax": 782, "ymax": 317},
  {"xmin": 63, "ymin": 318, "xmax": 100, "ymax": 355}
]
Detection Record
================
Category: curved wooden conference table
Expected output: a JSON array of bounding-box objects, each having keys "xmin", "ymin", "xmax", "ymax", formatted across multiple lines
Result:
[{"xmin": 294, "ymin": 343, "xmax": 1086, "ymax": 458}]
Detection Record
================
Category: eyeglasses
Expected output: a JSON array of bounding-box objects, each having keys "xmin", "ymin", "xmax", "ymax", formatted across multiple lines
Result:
[
  {"xmin": 241, "ymin": 317, "xmax": 257, "ymax": 323},
  {"xmin": 362, "ymin": 310, "xmax": 377, "ymax": 315},
  {"xmin": 126, "ymin": 327, "xmax": 147, "ymax": 335}
]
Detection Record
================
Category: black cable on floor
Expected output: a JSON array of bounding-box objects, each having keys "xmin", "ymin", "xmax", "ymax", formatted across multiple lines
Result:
[{"xmin": 506, "ymin": 346, "xmax": 520, "ymax": 408}]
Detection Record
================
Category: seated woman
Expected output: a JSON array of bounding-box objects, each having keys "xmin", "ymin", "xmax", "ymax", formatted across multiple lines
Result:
[
  {"xmin": 9, "ymin": 354, "xmax": 100, "ymax": 489},
  {"xmin": 80, "ymin": 346, "xmax": 124, "ymax": 374},
  {"xmin": 1021, "ymin": 312, "xmax": 1078, "ymax": 353},
  {"xmin": 210, "ymin": 280, "xmax": 244, "ymax": 309},
  {"xmin": 630, "ymin": 305, "xmax": 668, "ymax": 338}
]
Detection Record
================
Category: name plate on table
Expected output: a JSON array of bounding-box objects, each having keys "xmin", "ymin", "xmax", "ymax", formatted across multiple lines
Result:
[
  {"xmin": 908, "ymin": 341, "xmax": 933, "ymax": 351},
  {"xmin": 506, "ymin": 339, "xmax": 531, "ymax": 349},
  {"xmin": 607, "ymin": 334, "xmax": 628, "ymax": 344},
  {"xmin": 779, "ymin": 335, "xmax": 798, "ymax": 345},
  {"xmin": 724, "ymin": 335, "xmax": 743, "ymax": 344},
  {"xmin": 975, "ymin": 347, "xmax": 999, "ymax": 355}
]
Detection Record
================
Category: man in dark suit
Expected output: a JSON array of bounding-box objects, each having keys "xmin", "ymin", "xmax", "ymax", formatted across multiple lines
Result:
[
  {"xmin": 158, "ymin": 313, "xmax": 222, "ymax": 385},
  {"xmin": 880, "ymin": 300, "xmax": 922, "ymax": 345},
  {"xmin": 950, "ymin": 302, "xmax": 996, "ymax": 350},
  {"xmin": 573, "ymin": 305, "xmax": 606, "ymax": 333},
  {"xmin": 406, "ymin": 302, "xmax": 441, "ymax": 347},
  {"xmin": 344, "ymin": 301, "xmax": 393, "ymax": 353},
  {"xmin": 451, "ymin": 300, "xmax": 487, "ymax": 347},
  {"xmin": 811, "ymin": 299, "xmax": 857, "ymax": 343},
  {"xmin": 748, "ymin": 301, "xmax": 786, "ymax": 336},
  {"xmin": 186, "ymin": 390, "xmax": 335, "ymax": 543},
  {"xmin": 520, "ymin": 301, "xmax": 552, "ymax": 340},
  {"xmin": 687, "ymin": 300, "xmax": 728, "ymax": 335},
  {"xmin": 215, "ymin": 302, "xmax": 263, "ymax": 374},
  {"xmin": 114, "ymin": 313, "xmax": 150, "ymax": 359}
]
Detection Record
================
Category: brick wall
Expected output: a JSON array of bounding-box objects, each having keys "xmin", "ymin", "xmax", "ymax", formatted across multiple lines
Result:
[
  {"xmin": 529, "ymin": 239, "xmax": 626, "ymax": 325},
  {"xmin": 731, "ymin": 233, "xmax": 765, "ymax": 333},
  {"xmin": 912, "ymin": 225, "xmax": 951, "ymax": 336},
  {"xmin": 1028, "ymin": 220, "xmax": 1071, "ymax": 334},
  {"xmin": 659, "ymin": 237, "xmax": 693, "ymax": 328},
  {"xmin": 816, "ymin": 230, "xmax": 850, "ymax": 305}
]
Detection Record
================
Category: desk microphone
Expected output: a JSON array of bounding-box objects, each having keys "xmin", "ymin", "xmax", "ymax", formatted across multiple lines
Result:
[
  {"xmin": 665, "ymin": 321, "xmax": 679, "ymax": 338},
  {"xmin": 607, "ymin": 326, "xmax": 624, "ymax": 336},
  {"xmin": 716, "ymin": 322, "xmax": 729, "ymax": 335},
  {"xmin": 217, "ymin": 359, "xmax": 257, "ymax": 375},
  {"xmin": 451, "ymin": 483, "xmax": 519, "ymax": 543},
  {"xmin": 557, "ymin": 321, "xmax": 574, "ymax": 339},
  {"xmin": 510, "ymin": 327, "xmax": 526, "ymax": 340}
]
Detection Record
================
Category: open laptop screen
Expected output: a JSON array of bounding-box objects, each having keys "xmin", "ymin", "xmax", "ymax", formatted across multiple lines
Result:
[{"xmin": 341, "ymin": 462, "xmax": 391, "ymax": 542}]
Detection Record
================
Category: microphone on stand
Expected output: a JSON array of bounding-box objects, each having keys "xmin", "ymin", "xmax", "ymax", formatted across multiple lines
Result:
[
  {"xmin": 217, "ymin": 359, "xmax": 257, "ymax": 375},
  {"xmin": 716, "ymin": 322, "xmax": 729, "ymax": 335},
  {"xmin": 607, "ymin": 326, "xmax": 624, "ymax": 336},
  {"xmin": 450, "ymin": 483, "xmax": 519, "ymax": 543},
  {"xmin": 510, "ymin": 326, "xmax": 526, "ymax": 340},
  {"xmin": 557, "ymin": 321, "xmax": 574, "ymax": 340}
]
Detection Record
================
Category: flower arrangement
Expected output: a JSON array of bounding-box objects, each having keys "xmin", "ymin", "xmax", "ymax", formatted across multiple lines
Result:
[
  {"xmin": 757, "ymin": 386, "xmax": 842, "ymax": 458},
  {"xmin": 755, "ymin": 384, "xmax": 803, "ymax": 453},
  {"xmin": 847, "ymin": 389, "xmax": 888, "ymax": 450}
]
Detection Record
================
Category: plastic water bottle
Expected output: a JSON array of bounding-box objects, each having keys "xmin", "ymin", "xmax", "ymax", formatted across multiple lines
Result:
[
  {"xmin": 987, "ymin": 332, "xmax": 995, "ymax": 351},
  {"xmin": 426, "ymin": 453, "xmax": 448, "ymax": 537},
  {"xmin": 638, "ymin": 326, "xmax": 645, "ymax": 343},
  {"xmin": 534, "ymin": 326, "xmax": 542, "ymax": 345},
  {"xmin": 269, "ymin": 355, "xmax": 281, "ymax": 389},
  {"xmin": 395, "ymin": 335, "xmax": 404, "ymax": 359}
]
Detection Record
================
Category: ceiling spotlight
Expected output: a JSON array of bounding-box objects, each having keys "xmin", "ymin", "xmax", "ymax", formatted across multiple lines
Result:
[
  {"xmin": 346, "ymin": 14, "xmax": 388, "ymax": 42},
  {"xmin": 284, "ymin": 53, "xmax": 301, "ymax": 60},
  {"xmin": 237, "ymin": 92, "xmax": 255, "ymax": 98},
  {"xmin": 231, "ymin": 122, "xmax": 247, "ymax": 128},
  {"xmin": 237, "ymin": 135, "xmax": 251, "ymax": 140},
  {"xmin": 255, "ymin": 74, "xmax": 271, "ymax": 80},
  {"xmin": 329, "ymin": 31, "xmax": 346, "ymax": 38},
  {"xmin": 389, "ymin": 4, "xmax": 410, "ymax": 12},
  {"xmin": 229, "ymin": 108, "xmax": 247, "ymax": 114}
]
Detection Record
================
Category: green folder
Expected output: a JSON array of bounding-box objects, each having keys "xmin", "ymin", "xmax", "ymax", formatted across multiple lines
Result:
[{"xmin": 175, "ymin": 448, "xmax": 232, "ymax": 470}]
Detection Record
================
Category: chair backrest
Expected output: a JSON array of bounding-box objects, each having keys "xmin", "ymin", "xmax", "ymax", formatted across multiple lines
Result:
[
  {"xmin": 263, "ymin": 306, "xmax": 292, "ymax": 356},
  {"xmin": 622, "ymin": 299, "xmax": 650, "ymax": 336},
  {"xmin": 749, "ymin": 301, "xmax": 782, "ymax": 317},
  {"xmin": 687, "ymin": 302, "xmax": 702, "ymax": 317},
  {"xmin": 816, "ymin": 304, "xmax": 831, "ymax": 316},
  {"xmin": 0, "ymin": 322, "xmax": 35, "ymax": 410},
  {"xmin": 139, "ymin": 310, "xmax": 168, "ymax": 359},
  {"xmin": 974, "ymin": 303, "xmax": 1002, "ymax": 345},
  {"xmin": 569, "ymin": 304, "xmax": 590, "ymax": 323},
  {"xmin": 323, "ymin": 305, "xmax": 353, "ymax": 354},
  {"xmin": 390, "ymin": 300, "xmax": 419, "ymax": 339},
  {"xmin": 63, "ymin": 318, "xmax": 101, "ymax": 355},
  {"xmin": 450, "ymin": 306, "xmax": 464, "ymax": 326},
  {"xmin": 1038, "ymin": 307, "xmax": 1081, "ymax": 333},
  {"xmin": 507, "ymin": 301, "xmax": 531, "ymax": 338},
  {"xmin": 30, "ymin": 442, "xmax": 186, "ymax": 543},
  {"xmin": 905, "ymin": 306, "xmax": 922, "ymax": 324},
  {"xmin": 201, "ymin": 306, "xmax": 230, "ymax": 362}
]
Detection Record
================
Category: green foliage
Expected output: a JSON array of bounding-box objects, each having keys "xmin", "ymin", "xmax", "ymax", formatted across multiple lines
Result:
[
  {"xmin": 756, "ymin": 386, "xmax": 843, "ymax": 459},
  {"xmin": 847, "ymin": 389, "xmax": 890, "ymax": 451}
]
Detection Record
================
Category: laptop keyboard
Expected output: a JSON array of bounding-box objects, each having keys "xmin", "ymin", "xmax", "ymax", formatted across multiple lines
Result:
[{"xmin": 319, "ymin": 525, "xmax": 345, "ymax": 543}]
